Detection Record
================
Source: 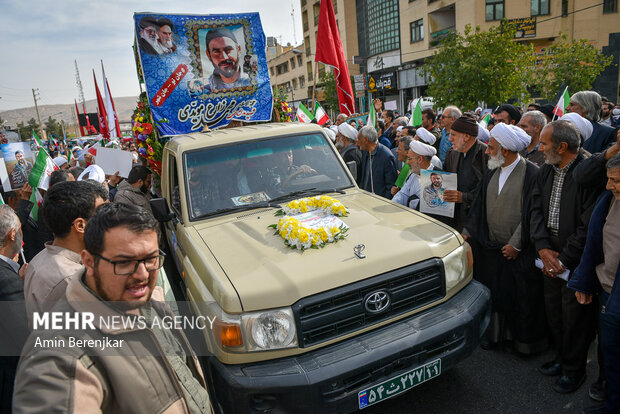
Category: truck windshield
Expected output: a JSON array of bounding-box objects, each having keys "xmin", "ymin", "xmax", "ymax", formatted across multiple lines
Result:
[{"xmin": 183, "ymin": 132, "xmax": 354, "ymax": 220}]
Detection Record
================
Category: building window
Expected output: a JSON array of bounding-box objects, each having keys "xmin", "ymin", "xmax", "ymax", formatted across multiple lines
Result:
[
  {"xmin": 486, "ymin": 0, "xmax": 504, "ymax": 21},
  {"xmin": 603, "ymin": 0, "xmax": 618, "ymax": 13},
  {"xmin": 367, "ymin": 0, "xmax": 400, "ymax": 56},
  {"xmin": 270, "ymin": 67, "xmax": 274, "ymax": 75},
  {"xmin": 531, "ymin": 0, "xmax": 550, "ymax": 16},
  {"xmin": 410, "ymin": 19, "xmax": 423, "ymax": 43},
  {"xmin": 299, "ymin": 76, "xmax": 305, "ymax": 88},
  {"xmin": 301, "ymin": 0, "xmax": 306, "ymax": 6},
  {"xmin": 297, "ymin": 54, "xmax": 303, "ymax": 65},
  {"xmin": 561, "ymin": 0, "xmax": 568, "ymax": 15},
  {"xmin": 290, "ymin": 58, "xmax": 296, "ymax": 69},
  {"xmin": 292, "ymin": 78, "xmax": 298, "ymax": 89}
]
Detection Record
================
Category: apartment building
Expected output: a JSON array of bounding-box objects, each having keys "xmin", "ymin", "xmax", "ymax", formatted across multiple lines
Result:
[
  {"xmin": 300, "ymin": 0, "xmax": 362, "ymax": 109},
  {"xmin": 397, "ymin": 0, "xmax": 620, "ymax": 111},
  {"xmin": 268, "ymin": 41, "xmax": 309, "ymax": 108}
]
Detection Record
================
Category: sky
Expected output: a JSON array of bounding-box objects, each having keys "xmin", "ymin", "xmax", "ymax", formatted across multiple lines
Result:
[{"xmin": 0, "ymin": 0, "xmax": 303, "ymax": 111}]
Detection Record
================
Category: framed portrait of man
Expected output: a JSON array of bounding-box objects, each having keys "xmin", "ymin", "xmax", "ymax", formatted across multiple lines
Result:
[
  {"xmin": 134, "ymin": 12, "xmax": 273, "ymax": 134},
  {"xmin": 0, "ymin": 142, "xmax": 34, "ymax": 190},
  {"xmin": 419, "ymin": 170, "xmax": 457, "ymax": 218}
]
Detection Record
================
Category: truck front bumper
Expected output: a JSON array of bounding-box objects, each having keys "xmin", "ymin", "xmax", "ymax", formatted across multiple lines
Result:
[{"xmin": 208, "ymin": 280, "xmax": 491, "ymax": 414}]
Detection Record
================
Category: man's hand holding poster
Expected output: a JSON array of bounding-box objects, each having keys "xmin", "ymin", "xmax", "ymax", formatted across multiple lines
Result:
[{"xmin": 134, "ymin": 12, "xmax": 273, "ymax": 134}]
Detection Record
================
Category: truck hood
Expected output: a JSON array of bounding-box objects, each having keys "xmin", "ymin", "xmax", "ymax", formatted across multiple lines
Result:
[{"xmin": 194, "ymin": 191, "xmax": 461, "ymax": 311}]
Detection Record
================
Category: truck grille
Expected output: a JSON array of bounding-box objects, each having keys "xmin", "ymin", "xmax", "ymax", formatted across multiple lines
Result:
[{"xmin": 293, "ymin": 259, "xmax": 445, "ymax": 347}]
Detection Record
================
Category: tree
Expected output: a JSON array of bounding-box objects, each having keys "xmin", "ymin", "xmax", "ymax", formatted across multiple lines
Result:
[
  {"xmin": 44, "ymin": 116, "xmax": 63, "ymax": 138},
  {"xmin": 16, "ymin": 118, "xmax": 40, "ymax": 141},
  {"xmin": 424, "ymin": 23, "xmax": 536, "ymax": 110},
  {"xmin": 534, "ymin": 34, "xmax": 614, "ymax": 101}
]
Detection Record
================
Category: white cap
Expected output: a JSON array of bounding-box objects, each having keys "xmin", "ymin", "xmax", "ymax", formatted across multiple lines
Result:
[
  {"xmin": 489, "ymin": 123, "xmax": 531, "ymax": 152},
  {"xmin": 324, "ymin": 127, "xmax": 336, "ymax": 142},
  {"xmin": 415, "ymin": 128, "xmax": 436, "ymax": 146},
  {"xmin": 77, "ymin": 164, "xmax": 106, "ymax": 183},
  {"xmin": 561, "ymin": 112, "xmax": 593, "ymax": 141},
  {"xmin": 477, "ymin": 122, "xmax": 490, "ymax": 143},
  {"xmin": 409, "ymin": 140, "xmax": 437, "ymax": 157},
  {"xmin": 338, "ymin": 123, "xmax": 358, "ymax": 141},
  {"xmin": 53, "ymin": 156, "xmax": 67, "ymax": 168}
]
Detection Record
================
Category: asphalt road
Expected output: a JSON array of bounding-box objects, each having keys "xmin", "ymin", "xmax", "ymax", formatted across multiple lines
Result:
[{"xmin": 361, "ymin": 343, "xmax": 599, "ymax": 414}]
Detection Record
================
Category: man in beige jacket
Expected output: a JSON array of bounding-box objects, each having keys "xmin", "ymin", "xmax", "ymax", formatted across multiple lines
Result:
[{"xmin": 14, "ymin": 203, "xmax": 212, "ymax": 413}]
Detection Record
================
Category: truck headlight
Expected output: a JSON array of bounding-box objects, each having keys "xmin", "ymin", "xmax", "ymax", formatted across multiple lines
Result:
[
  {"xmin": 442, "ymin": 244, "xmax": 471, "ymax": 291},
  {"xmin": 243, "ymin": 309, "xmax": 298, "ymax": 351},
  {"xmin": 211, "ymin": 305, "xmax": 298, "ymax": 352}
]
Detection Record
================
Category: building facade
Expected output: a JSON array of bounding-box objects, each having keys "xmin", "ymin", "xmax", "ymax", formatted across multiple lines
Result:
[{"xmin": 268, "ymin": 42, "xmax": 309, "ymax": 109}]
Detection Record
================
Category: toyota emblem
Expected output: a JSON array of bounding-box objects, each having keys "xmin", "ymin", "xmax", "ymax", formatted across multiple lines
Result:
[{"xmin": 364, "ymin": 291, "xmax": 390, "ymax": 314}]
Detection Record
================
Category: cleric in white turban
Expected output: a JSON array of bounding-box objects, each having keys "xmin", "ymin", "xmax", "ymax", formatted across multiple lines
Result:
[
  {"xmin": 477, "ymin": 122, "xmax": 490, "ymax": 143},
  {"xmin": 560, "ymin": 112, "xmax": 593, "ymax": 141},
  {"xmin": 489, "ymin": 123, "xmax": 531, "ymax": 153},
  {"xmin": 338, "ymin": 122, "xmax": 358, "ymax": 142}
]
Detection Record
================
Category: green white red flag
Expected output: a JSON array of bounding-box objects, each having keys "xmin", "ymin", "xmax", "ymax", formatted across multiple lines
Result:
[
  {"xmin": 296, "ymin": 103, "xmax": 314, "ymax": 123},
  {"xmin": 553, "ymin": 86, "xmax": 570, "ymax": 119},
  {"xmin": 314, "ymin": 102, "xmax": 329, "ymax": 125},
  {"xmin": 479, "ymin": 113, "xmax": 492, "ymax": 128},
  {"xmin": 28, "ymin": 149, "xmax": 58, "ymax": 191},
  {"xmin": 366, "ymin": 103, "xmax": 376, "ymax": 128}
]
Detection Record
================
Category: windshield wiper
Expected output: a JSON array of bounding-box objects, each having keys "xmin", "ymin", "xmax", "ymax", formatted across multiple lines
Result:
[
  {"xmin": 268, "ymin": 188, "xmax": 346, "ymax": 204},
  {"xmin": 193, "ymin": 202, "xmax": 281, "ymax": 220}
]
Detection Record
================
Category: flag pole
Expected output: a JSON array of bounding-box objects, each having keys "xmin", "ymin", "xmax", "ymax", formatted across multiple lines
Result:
[{"xmin": 312, "ymin": 61, "xmax": 319, "ymax": 111}]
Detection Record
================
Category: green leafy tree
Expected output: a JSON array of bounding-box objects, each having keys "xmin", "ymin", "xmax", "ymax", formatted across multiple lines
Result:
[
  {"xmin": 16, "ymin": 118, "xmax": 40, "ymax": 141},
  {"xmin": 44, "ymin": 116, "xmax": 63, "ymax": 139},
  {"xmin": 535, "ymin": 35, "xmax": 614, "ymax": 101},
  {"xmin": 424, "ymin": 23, "xmax": 536, "ymax": 110}
]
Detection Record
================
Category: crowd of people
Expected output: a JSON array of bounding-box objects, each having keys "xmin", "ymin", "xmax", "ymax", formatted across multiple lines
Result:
[
  {"xmin": 327, "ymin": 90, "xmax": 619, "ymax": 414},
  {"xmin": 0, "ymin": 90, "xmax": 618, "ymax": 413}
]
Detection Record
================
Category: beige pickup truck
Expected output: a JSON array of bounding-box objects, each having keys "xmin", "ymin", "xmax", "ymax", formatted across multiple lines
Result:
[{"xmin": 150, "ymin": 123, "xmax": 490, "ymax": 413}]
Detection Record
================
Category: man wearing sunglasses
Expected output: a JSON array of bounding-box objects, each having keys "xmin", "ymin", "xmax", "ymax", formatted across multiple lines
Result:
[{"xmin": 14, "ymin": 203, "xmax": 212, "ymax": 413}]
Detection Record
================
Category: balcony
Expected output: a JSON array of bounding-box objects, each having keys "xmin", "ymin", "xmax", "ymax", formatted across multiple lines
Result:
[{"xmin": 429, "ymin": 26, "xmax": 455, "ymax": 47}]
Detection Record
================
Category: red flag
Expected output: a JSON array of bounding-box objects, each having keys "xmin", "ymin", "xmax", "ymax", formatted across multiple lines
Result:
[
  {"xmin": 93, "ymin": 70, "xmax": 110, "ymax": 139},
  {"xmin": 315, "ymin": 0, "xmax": 355, "ymax": 115},
  {"xmin": 74, "ymin": 99, "xmax": 86, "ymax": 136}
]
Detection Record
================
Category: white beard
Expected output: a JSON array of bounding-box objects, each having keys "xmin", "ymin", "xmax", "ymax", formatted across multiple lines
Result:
[
  {"xmin": 140, "ymin": 29, "xmax": 165, "ymax": 54},
  {"xmin": 487, "ymin": 151, "xmax": 506, "ymax": 170},
  {"xmin": 159, "ymin": 38, "xmax": 174, "ymax": 53}
]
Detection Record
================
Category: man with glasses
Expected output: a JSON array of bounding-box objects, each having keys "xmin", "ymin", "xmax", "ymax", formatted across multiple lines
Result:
[
  {"xmin": 14, "ymin": 203, "xmax": 213, "ymax": 413},
  {"xmin": 24, "ymin": 181, "xmax": 108, "ymax": 327}
]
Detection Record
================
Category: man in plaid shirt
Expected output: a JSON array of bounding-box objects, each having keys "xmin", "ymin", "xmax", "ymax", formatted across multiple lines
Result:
[{"xmin": 530, "ymin": 120, "xmax": 600, "ymax": 394}]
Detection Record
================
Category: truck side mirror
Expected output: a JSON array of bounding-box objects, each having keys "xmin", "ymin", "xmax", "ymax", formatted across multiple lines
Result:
[
  {"xmin": 150, "ymin": 198, "xmax": 173, "ymax": 222},
  {"xmin": 346, "ymin": 161, "xmax": 357, "ymax": 182}
]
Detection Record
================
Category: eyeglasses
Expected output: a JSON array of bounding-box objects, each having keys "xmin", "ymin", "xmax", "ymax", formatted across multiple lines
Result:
[{"xmin": 94, "ymin": 250, "xmax": 166, "ymax": 276}]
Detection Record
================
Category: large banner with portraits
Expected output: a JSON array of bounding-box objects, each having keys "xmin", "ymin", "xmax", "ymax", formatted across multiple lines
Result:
[{"xmin": 134, "ymin": 13, "xmax": 273, "ymax": 134}]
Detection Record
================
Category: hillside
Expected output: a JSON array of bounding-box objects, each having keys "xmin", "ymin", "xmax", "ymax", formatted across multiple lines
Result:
[{"xmin": 0, "ymin": 96, "xmax": 138, "ymax": 129}]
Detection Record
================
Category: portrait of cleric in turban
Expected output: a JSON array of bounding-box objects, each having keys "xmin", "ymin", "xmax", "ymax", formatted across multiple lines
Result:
[
  {"xmin": 138, "ymin": 16, "xmax": 177, "ymax": 56},
  {"xmin": 189, "ymin": 25, "xmax": 254, "ymax": 95}
]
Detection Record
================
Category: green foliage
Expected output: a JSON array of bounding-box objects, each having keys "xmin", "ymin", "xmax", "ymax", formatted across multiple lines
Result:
[
  {"xmin": 44, "ymin": 116, "xmax": 63, "ymax": 139},
  {"xmin": 317, "ymin": 70, "xmax": 356, "ymax": 114},
  {"xmin": 424, "ymin": 23, "xmax": 536, "ymax": 109},
  {"xmin": 535, "ymin": 34, "xmax": 614, "ymax": 101},
  {"xmin": 16, "ymin": 118, "xmax": 39, "ymax": 141}
]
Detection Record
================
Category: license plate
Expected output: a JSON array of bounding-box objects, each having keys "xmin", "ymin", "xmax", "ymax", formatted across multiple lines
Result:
[{"xmin": 358, "ymin": 359, "xmax": 441, "ymax": 409}]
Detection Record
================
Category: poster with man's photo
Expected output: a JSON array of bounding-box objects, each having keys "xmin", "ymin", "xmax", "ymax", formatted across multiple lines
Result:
[
  {"xmin": 134, "ymin": 12, "xmax": 273, "ymax": 134},
  {"xmin": 0, "ymin": 142, "xmax": 34, "ymax": 190},
  {"xmin": 419, "ymin": 170, "xmax": 457, "ymax": 218}
]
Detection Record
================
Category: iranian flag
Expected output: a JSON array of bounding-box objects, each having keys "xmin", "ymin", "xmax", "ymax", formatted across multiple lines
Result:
[
  {"xmin": 296, "ymin": 103, "xmax": 314, "ymax": 123},
  {"xmin": 27, "ymin": 149, "xmax": 58, "ymax": 221},
  {"xmin": 479, "ymin": 113, "xmax": 492, "ymax": 128},
  {"xmin": 553, "ymin": 86, "xmax": 570, "ymax": 119},
  {"xmin": 408, "ymin": 98, "xmax": 423, "ymax": 127},
  {"xmin": 367, "ymin": 104, "xmax": 377, "ymax": 128},
  {"xmin": 32, "ymin": 130, "xmax": 43, "ymax": 149},
  {"xmin": 314, "ymin": 102, "xmax": 329, "ymax": 125}
]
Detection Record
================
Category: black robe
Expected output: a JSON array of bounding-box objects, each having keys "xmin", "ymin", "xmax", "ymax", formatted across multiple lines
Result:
[{"xmin": 464, "ymin": 159, "xmax": 547, "ymax": 351}]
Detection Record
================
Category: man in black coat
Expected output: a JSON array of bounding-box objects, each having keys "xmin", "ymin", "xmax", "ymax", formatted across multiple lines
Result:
[
  {"xmin": 530, "ymin": 120, "xmax": 600, "ymax": 394},
  {"xmin": 567, "ymin": 91, "xmax": 616, "ymax": 153},
  {"xmin": 0, "ymin": 205, "xmax": 30, "ymax": 412},
  {"xmin": 443, "ymin": 113, "xmax": 489, "ymax": 232}
]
